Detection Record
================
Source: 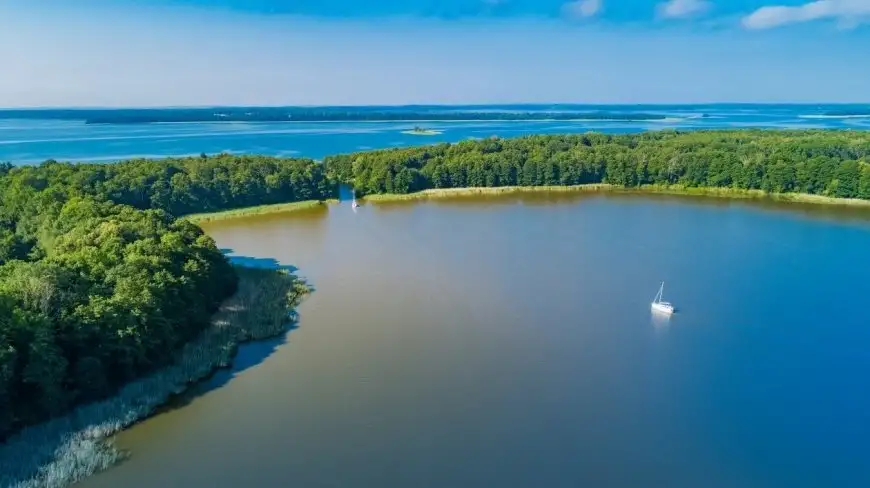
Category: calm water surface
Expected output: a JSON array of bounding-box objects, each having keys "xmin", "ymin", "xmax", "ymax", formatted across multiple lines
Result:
[
  {"xmin": 77, "ymin": 193, "xmax": 870, "ymax": 488},
  {"xmin": 3, "ymin": 104, "xmax": 870, "ymax": 164}
]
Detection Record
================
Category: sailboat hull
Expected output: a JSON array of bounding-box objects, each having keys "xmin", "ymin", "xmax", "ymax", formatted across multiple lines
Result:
[{"xmin": 651, "ymin": 302, "xmax": 674, "ymax": 314}]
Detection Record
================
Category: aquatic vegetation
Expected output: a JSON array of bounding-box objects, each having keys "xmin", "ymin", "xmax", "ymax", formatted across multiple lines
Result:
[
  {"xmin": 0, "ymin": 266, "xmax": 311, "ymax": 488},
  {"xmin": 360, "ymin": 184, "xmax": 613, "ymax": 202},
  {"xmin": 360, "ymin": 184, "xmax": 870, "ymax": 208},
  {"xmin": 183, "ymin": 200, "xmax": 328, "ymax": 223}
]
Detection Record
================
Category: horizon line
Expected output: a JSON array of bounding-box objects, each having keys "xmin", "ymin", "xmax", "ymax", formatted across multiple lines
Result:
[{"xmin": 2, "ymin": 102, "xmax": 870, "ymax": 111}]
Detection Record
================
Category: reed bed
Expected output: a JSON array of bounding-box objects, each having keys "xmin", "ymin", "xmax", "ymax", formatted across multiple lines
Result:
[
  {"xmin": 360, "ymin": 184, "xmax": 614, "ymax": 202},
  {"xmin": 182, "ymin": 200, "xmax": 326, "ymax": 223},
  {"xmin": 627, "ymin": 184, "xmax": 870, "ymax": 206},
  {"xmin": 360, "ymin": 184, "xmax": 870, "ymax": 208},
  {"xmin": 0, "ymin": 266, "xmax": 310, "ymax": 488}
]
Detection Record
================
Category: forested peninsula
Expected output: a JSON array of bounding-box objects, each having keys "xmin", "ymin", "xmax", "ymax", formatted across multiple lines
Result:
[
  {"xmin": 0, "ymin": 154, "xmax": 331, "ymax": 426},
  {"xmin": 0, "ymin": 156, "xmax": 322, "ymax": 486},
  {"xmin": 324, "ymin": 130, "xmax": 870, "ymax": 200},
  {"xmin": 1, "ymin": 128, "xmax": 869, "ymax": 486}
]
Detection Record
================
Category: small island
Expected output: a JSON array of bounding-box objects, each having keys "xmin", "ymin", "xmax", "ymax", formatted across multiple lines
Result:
[{"xmin": 401, "ymin": 126, "xmax": 443, "ymax": 136}]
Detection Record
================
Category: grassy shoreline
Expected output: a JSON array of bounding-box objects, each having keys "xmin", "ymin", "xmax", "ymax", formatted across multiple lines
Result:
[
  {"xmin": 182, "ymin": 200, "xmax": 330, "ymax": 223},
  {"xmin": 0, "ymin": 266, "xmax": 311, "ymax": 488},
  {"xmin": 359, "ymin": 184, "xmax": 612, "ymax": 201},
  {"xmin": 177, "ymin": 184, "xmax": 868, "ymax": 226},
  {"xmin": 358, "ymin": 184, "xmax": 870, "ymax": 207}
]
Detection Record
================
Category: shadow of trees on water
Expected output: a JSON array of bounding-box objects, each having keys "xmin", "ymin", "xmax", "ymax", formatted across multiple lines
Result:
[
  {"xmin": 153, "ymin": 252, "xmax": 308, "ymax": 416},
  {"xmin": 154, "ymin": 325, "xmax": 299, "ymax": 415},
  {"xmin": 0, "ymin": 252, "xmax": 311, "ymax": 487},
  {"xmin": 227, "ymin": 254, "xmax": 299, "ymax": 273}
]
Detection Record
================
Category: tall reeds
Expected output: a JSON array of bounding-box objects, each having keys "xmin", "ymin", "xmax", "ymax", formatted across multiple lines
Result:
[
  {"xmin": 359, "ymin": 184, "xmax": 870, "ymax": 207},
  {"xmin": 0, "ymin": 266, "xmax": 310, "ymax": 488},
  {"xmin": 182, "ymin": 200, "xmax": 327, "ymax": 223}
]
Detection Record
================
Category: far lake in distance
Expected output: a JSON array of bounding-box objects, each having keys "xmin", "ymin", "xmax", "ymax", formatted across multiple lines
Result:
[{"xmin": 3, "ymin": 105, "xmax": 870, "ymax": 487}]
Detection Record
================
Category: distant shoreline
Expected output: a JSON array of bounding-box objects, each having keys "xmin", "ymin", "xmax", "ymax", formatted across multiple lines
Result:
[
  {"xmin": 360, "ymin": 185, "xmax": 870, "ymax": 207},
  {"xmin": 181, "ymin": 184, "xmax": 870, "ymax": 224},
  {"xmin": 0, "ymin": 107, "xmax": 673, "ymax": 124},
  {"xmin": 84, "ymin": 115, "xmax": 669, "ymax": 124}
]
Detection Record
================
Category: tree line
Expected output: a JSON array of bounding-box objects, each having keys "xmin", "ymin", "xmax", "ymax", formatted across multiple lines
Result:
[
  {"xmin": 0, "ymin": 154, "xmax": 333, "ymax": 217},
  {"xmin": 322, "ymin": 130, "xmax": 870, "ymax": 199},
  {"xmin": 0, "ymin": 153, "xmax": 337, "ymax": 438}
]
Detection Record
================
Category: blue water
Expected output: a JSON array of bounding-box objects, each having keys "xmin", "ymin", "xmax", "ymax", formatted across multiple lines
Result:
[
  {"xmin": 8, "ymin": 105, "xmax": 867, "ymax": 487},
  {"xmin": 1, "ymin": 104, "xmax": 869, "ymax": 164},
  {"xmin": 78, "ymin": 192, "xmax": 870, "ymax": 488}
]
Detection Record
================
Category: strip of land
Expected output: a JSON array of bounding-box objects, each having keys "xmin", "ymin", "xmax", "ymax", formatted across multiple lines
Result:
[
  {"xmin": 183, "ymin": 200, "xmax": 330, "ymax": 223},
  {"xmin": 0, "ymin": 266, "xmax": 311, "ymax": 488},
  {"xmin": 177, "ymin": 184, "xmax": 870, "ymax": 223},
  {"xmin": 357, "ymin": 184, "xmax": 870, "ymax": 207}
]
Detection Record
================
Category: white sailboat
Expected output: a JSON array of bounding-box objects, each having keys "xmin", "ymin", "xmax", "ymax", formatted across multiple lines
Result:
[
  {"xmin": 651, "ymin": 281, "xmax": 674, "ymax": 314},
  {"xmin": 351, "ymin": 189, "xmax": 360, "ymax": 209}
]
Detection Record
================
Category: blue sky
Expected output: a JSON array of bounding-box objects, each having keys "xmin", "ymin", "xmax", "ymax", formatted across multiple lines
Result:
[{"xmin": 1, "ymin": 0, "xmax": 869, "ymax": 106}]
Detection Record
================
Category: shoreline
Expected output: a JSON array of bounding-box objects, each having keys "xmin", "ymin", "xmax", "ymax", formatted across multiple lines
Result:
[
  {"xmin": 359, "ymin": 184, "xmax": 613, "ymax": 201},
  {"xmin": 182, "ymin": 200, "xmax": 331, "ymax": 223},
  {"xmin": 175, "ymin": 185, "xmax": 869, "ymax": 225},
  {"xmin": 0, "ymin": 266, "xmax": 311, "ymax": 488},
  {"xmin": 358, "ymin": 184, "xmax": 870, "ymax": 207}
]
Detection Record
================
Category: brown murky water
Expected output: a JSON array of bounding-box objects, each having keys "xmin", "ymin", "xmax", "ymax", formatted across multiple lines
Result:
[{"xmin": 78, "ymin": 193, "xmax": 870, "ymax": 488}]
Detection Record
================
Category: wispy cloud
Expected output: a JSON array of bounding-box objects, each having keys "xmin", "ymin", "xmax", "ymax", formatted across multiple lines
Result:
[
  {"xmin": 2, "ymin": 1, "xmax": 869, "ymax": 106},
  {"xmin": 561, "ymin": 0, "xmax": 602, "ymax": 19},
  {"xmin": 657, "ymin": 0, "xmax": 711, "ymax": 19},
  {"xmin": 742, "ymin": 0, "xmax": 870, "ymax": 29}
]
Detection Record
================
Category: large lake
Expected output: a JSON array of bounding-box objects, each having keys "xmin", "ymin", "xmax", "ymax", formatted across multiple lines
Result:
[
  {"xmin": 2, "ymin": 104, "xmax": 870, "ymax": 164},
  {"xmin": 77, "ymin": 193, "xmax": 870, "ymax": 488}
]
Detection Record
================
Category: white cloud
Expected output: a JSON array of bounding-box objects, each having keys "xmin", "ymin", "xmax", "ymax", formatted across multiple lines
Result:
[
  {"xmin": 562, "ymin": 0, "xmax": 602, "ymax": 19},
  {"xmin": 657, "ymin": 0, "xmax": 710, "ymax": 19},
  {"xmin": 742, "ymin": 0, "xmax": 870, "ymax": 29},
  {"xmin": 3, "ymin": 2, "xmax": 870, "ymax": 106}
]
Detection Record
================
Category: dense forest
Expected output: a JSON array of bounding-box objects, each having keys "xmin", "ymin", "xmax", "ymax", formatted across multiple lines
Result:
[
  {"xmin": 323, "ymin": 130, "xmax": 870, "ymax": 199},
  {"xmin": 0, "ymin": 154, "xmax": 333, "ymax": 217},
  {"xmin": 2, "ymin": 128, "xmax": 870, "ymax": 440},
  {"xmin": 0, "ymin": 154, "xmax": 335, "ymax": 438}
]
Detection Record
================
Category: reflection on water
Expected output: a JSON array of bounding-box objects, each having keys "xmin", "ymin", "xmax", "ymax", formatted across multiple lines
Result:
[
  {"xmin": 361, "ymin": 189, "xmax": 870, "ymax": 226},
  {"xmin": 651, "ymin": 311, "xmax": 673, "ymax": 331},
  {"xmin": 78, "ymin": 194, "xmax": 870, "ymax": 488}
]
